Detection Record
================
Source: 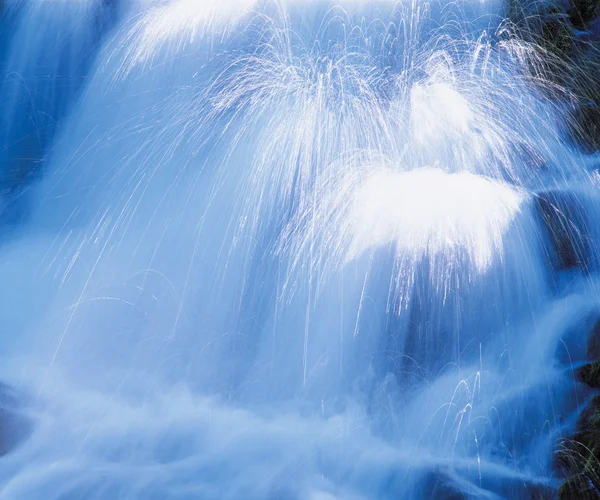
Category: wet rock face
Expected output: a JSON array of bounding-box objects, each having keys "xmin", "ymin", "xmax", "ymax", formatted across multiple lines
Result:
[
  {"xmin": 580, "ymin": 360, "xmax": 600, "ymax": 388},
  {"xmin": 559, "ymin": 358, "xmax": 600, "ymax": 498},
  {"xmin": 588, "ymin": 321, "xmax": 600, "ymax": 360},
  {"xmin": 0, "ymin": 383, "xmax": 32, "ymax": 457},
  {"xmin": 528, "ymin": 4, "xmax": 577, "ymax": 61},
  {"xmin": 573, "ymin": 101, "xmax": 600, "ymax": 153},
  {"xmin": 567, "ymin": 320, "xmax": 600, "ymax": 386},
  {"xmin": 556, "ymin": 314, "xmax": 600, "ymax": 366},
  {"xmin": 569, "ymin": 0, "xmax": 600, "ymax": 28},
  {"xmin": 509, "ymin": 2, "xmax": 575, "ymax": 63},
  {"xmin": 541, "ymin": 13, "xmax": 574, "ymax": 57},
  {"xmin": 557, "ymin": 396, "xmax": 600, "ymax": 498},
  {"xmin": 557, "ymin": 314, "xmax": 600, "ymax": 497},
  {"xmin": 559, "ymin": 474, "xmax": 600, "ymax": 499},
  {"xmin": 507, "ymin": 1, "xmax": 600, "ymax": 152},
  {"xmin": 535, "ymin": 191, "xmax": 589, "ymax": 273}
]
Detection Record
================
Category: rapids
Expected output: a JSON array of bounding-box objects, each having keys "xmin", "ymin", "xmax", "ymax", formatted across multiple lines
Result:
[{"xmin": 0, "ymin": 1, "xmax": 599, "ymax": 498}]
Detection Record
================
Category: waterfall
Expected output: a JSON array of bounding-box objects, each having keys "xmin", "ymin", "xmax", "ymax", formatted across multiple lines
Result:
[{"xmin": 0, "ymin": 1, "xmax": 599, "ymax": 498}]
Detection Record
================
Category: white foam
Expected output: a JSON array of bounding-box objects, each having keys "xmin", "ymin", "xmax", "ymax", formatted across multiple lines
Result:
[{"xmin": 345, "ymin": 167, "xmax": 525, "ymax": 273}]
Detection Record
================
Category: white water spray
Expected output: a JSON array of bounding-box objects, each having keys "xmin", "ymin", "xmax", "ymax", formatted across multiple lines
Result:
[{"xmin": 0, "ymin": 1, "xmax": 598, "ymax": 499}]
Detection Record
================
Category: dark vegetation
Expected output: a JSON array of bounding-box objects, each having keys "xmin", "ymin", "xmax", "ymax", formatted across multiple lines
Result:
[
  {"xmin": 509, "ymin": 0, "xmax": 600, "ymax": 152},
  {"xmin": 510, "ymin": 3, "xmax": 600, "ymax": 496},
  {"xmin": 557, "ymin": 319, "xmax": 600, "ymax": 499}
]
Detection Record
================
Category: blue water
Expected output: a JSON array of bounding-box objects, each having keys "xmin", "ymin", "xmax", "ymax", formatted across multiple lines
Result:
[{"xmin": 0, "ymin": 1, "xmax": 599, "ymax": 498}]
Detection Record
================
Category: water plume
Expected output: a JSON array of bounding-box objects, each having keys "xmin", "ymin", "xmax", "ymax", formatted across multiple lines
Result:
[{"xmin": 0, "ymin": 0, "xmax": 599, "ymax": 498}]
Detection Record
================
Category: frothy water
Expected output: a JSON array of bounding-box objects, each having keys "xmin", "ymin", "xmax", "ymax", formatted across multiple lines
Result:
[{"xmin": 0, "ymin": 0, "xmax": 599, "ymax": 498}]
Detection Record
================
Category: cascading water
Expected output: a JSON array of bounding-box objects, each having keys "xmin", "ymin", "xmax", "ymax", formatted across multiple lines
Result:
[
  {"xmin": 0, "ymin": 0, "xmax": 599, "ymax": 498},
  {"xmin": 0, "ymin": 0, "xmax": 117, "ymax": 226}
]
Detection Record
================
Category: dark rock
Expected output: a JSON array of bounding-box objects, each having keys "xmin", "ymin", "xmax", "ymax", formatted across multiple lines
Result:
[
  {"xmin": 506, "ymin": 3, "xmax": 575, "ymax": 89},
  {"xmin": 555, "ymin": 313, "xmax": 600, "ymax": 366},
  {"xmin": 509, "ymin": 3, "xmax": 575, "ymax": 55},
  {"xmin": 572, "ymin": 101, "xmax": 600, "ymax": 153},
  {"xmin": 568, "ymin": 0, "xmax": 600, "ymax": 28},
  {"xmin": 557, "ymin": 396, "xmax": 600, "ymax": 492},
  {"xmin": 562, "ymin": 42, "xmax": 600, "ymax": 152},
  {"xmin": 580, "ymin": 359, "xmax": 600, "ymax": 388},
  {"xmin": 540, "ymin": 10, "xmax": 575, "ymax": 58},
  {"xmin": 575, "ymin": 395, "xmax": 600, "ymax": 446},
  {"xmin": 505, "ymin": 1, "xmax": 600, "ymax": 153},
  {"xmin": 588, "ymin": 320, "xmax": 600, "ymax": 361},
  {"xmin": 507, "ymin": 0, "xmax": 600, "ymax": 153},
  {"xmin": 559, "ymin": 474, "xmax": 600, "ymax": 499},
  {"xmin": 535, "ymin": 191, "xmax": 589, "ymax": 273}
]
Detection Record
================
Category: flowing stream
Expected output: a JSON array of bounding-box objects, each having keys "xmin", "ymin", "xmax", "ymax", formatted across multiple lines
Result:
[{"xmin": 0, "ymin": 1, "xmax": 599, "ymax": 498}]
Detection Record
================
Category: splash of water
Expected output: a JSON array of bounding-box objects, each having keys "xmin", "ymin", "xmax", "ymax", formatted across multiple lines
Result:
[{"xmin": 0, "ymin": 0, "xmax": 599, "ymax": 499}]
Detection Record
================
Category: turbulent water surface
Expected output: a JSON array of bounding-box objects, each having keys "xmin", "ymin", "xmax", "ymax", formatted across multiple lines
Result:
[{"xmin": 0, "ymin": 0, "xmax": 599, "ymax": 498}]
